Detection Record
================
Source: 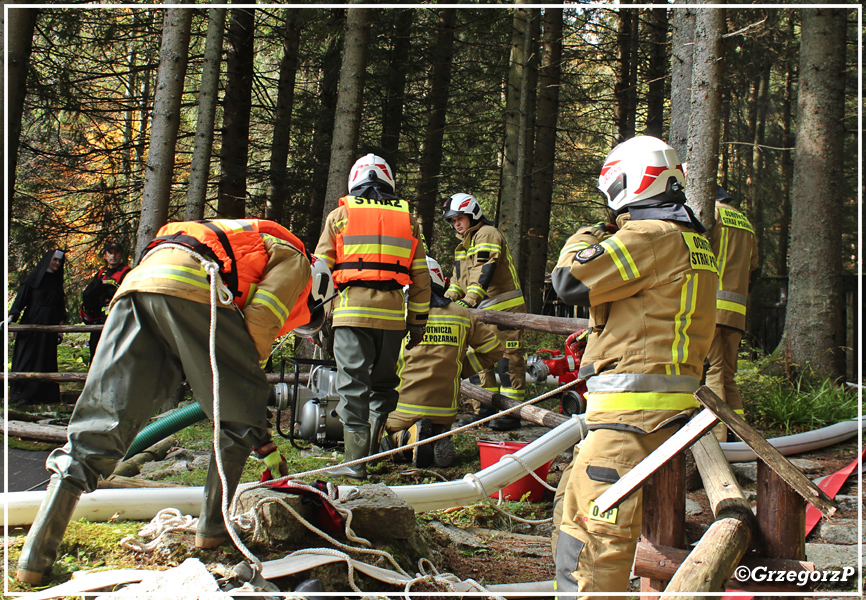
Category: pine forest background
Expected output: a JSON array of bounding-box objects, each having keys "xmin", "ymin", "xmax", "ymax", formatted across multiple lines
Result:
[{"xmin": 4, "ymin": 5, "xmax": 860, "ymax": 381}]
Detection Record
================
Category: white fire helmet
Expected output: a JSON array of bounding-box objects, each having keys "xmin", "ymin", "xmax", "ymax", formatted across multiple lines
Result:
[
  {"xmin": 597, "ymin": 136, "xmax": 684, "ymax": 212},
  {"xmin": 443, "ymin": 193, "xmax": 484, "ymax": 223},
  {"xmin": 293, "ymin": 255, "xmax": 335, "ymax": 337},
  {"xmin": 426, "ymin": 255, "xmax": 447, "ymax": 289},
  {"xmin": 347, "ymin": 153, "xmax": 396, "ymax": 194}
]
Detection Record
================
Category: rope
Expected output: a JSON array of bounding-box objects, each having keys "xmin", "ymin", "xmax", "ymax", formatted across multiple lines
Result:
[{"xmin": 119, "ymin": 508, "xmax": 197, "ymax": 553}]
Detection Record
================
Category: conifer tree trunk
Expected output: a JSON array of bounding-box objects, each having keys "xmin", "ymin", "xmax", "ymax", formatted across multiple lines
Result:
[
  {"xmin": 645, "ymin": 7, "xmax": 668, "ymax": 138},
  {"xmin": 669, "ymin": 3, "xmax": 695, "ymax": 160},
  {"xmin": 217, "ymin": 6, "xmax": 256, "ymax": 219},
  {"xmin": 136, "ymin": 8, "xmax": 192, "ymax": 257},
  {"xmin": 323, "ymin": 7, "xmax": 371, "ymax": 217},
  {"xmin": 6, "ymin": 6, "xmax": 38, "ymax": 217},
  {"xmin": 186, "ymin": 8, "xmax": 226, "ymax": 221},
  {"xmin": 380, "ymin": 9, "xmax": 414, "ymax": 159},
  {"xmin": 684, "ymin": 5, "xmax": 725, "ymax": 230},
  {"xmin": 416, "ymin": 7, "xmax": 456, "ymax": 246},
  {"xmin": 784, "ymin": 8, "xmax": 847, "ymax": 378},
  {"xmin": 526, "ymin": 7, "xmax": 563, "ymax": 314},
  {"xmin": 265, "ymin": 8, "xmax": 301, "ymax": 225}
]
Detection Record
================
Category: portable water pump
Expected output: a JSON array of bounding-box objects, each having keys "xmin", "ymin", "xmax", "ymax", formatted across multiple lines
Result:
[
  {"xmin": 525, "ymin": 330, "xmax": 589, "ymax": 417},
  {"xmin": 271, "ymin": 358, "xmax": 343, "ymax": 448}
]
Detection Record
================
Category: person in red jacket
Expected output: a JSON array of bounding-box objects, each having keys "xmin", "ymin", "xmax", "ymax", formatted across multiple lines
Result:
[
  {"xmin": 80, "ymin": 240, "xmax": 132, "ymax": 363},
  {"xmin": 17, "ymin": 219, "xmax": 334, "ymax": 586}
]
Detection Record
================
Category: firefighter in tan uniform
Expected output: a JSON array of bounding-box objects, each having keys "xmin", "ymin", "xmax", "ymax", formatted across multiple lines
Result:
[
  {"xmin": 443, "ymin": 193, "xmax": 526, "ymax": 431},
  {"xmin": 315, "ymin": 153, "xmax": 431, "ymax": 480},
  {"xmin": 382, "ymin": 256, "xmax": 504, "ymax": 467},
  {"xmin": 18, "ymin": 219, "xmax": 332, "ymax": 585},
  {"xmin": 706, "ymin": 186, "xmax": 759, "ymax": 442},
  {"xmin": 550, "ymin": 136, "xmax": 718, "ymax": 597}
]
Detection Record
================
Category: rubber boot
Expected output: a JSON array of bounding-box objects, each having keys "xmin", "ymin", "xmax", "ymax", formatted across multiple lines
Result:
[
  {"xmin": 366, "ymin": 414, "xmax": 388, "ymax": 466},
  {"xmin": 455, "ymin": 404, "xmax": 496, "ymax": 427},
  {"xmin": 329, "ymin": 427, "xmax": 370, "ymax": 480},
  {"xmin": 411, "ymin": 418, "xmax": 435, "ymax": 468},
  {"xmin": 16, "ymin": 476, "xmax": 83, "ymax": 585},
  {"xmin": 195, "ymin": 455, "xmax": 246, "ymax": 549},
  {"xmin": 431, "ymin": 424, "xmax": 456, "ymax": 468}
]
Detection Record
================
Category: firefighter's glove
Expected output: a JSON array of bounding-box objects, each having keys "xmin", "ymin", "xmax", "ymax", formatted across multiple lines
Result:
[
  {"xmin": 255, "ymin": 441, "xmax": 289, "ymax": 479},
  {"xmin": 406, "ymin": 325, "xmax": 425, "ymax": 350},
  {"xmin": 454, "ymin": 299, "xmax": 472, "ymax": 309}
]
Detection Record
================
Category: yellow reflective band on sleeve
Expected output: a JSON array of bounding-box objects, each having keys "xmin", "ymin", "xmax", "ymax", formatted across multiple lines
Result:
[
  {"xmin": 483, "ymin": 295, "xmax": 525, "ymax": 311},
  {"xmin": 600, "ymin": 237, "xmax": 640, "ymax": 281},
  {"xmin": 474, "ymin": 338, "xmax": 500, "ymax": 354},
  {"xmin": 467, "ymin": 284, "xmax": 487, "ymax": 298},
  {"xmin": 244, "ymin": 283, "xmax": 257, "ymax": 308},
  {"xmin": 559, "ymin": 241, "xmax": 590, "ymax": 260},
  {"xmin": 717, "ymin": 299, "xmax": 747, "ymax": 315},
  {"xmin": 124, "ymin": 264, "xmax": 210, "ymax": 291},
  {"xmin": 250, "ymin": 288, "xmax": 290, "ymax": 323},
  {"xmin": 667, "ymin": 272, "xmax": 698, "ymax": 376},
  {"xmin": 318, "ymin": 254, "xmax": 336, "ymax": 268},
  {"xmin": 407, "ymin": 299, "xmax": 430, "ymax": 313},
  {"xmin": 411, "ymin": 258, "xmax": 428, "ymax": 270},
  {"xmin": 585, "ymin": 391, "xmax": 699, "ymax": 411},
  {"xmin": 455, "ymin": 250, "xmax": 467, "ymax": 261}
]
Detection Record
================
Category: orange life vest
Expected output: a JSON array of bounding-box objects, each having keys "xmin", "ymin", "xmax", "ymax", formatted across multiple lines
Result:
[
  {"xmin": 143, "ymin": 219, "xmax": 311, "ymax": 334},
  {"xmin": 333, "ymin": 195, "xmax": 417, "ymax": 287}
]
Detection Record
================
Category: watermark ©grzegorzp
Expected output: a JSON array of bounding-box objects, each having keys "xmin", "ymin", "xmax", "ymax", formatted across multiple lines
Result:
[{"xmin": 733, "ymin": 565, "xmax": 857, "ymax": 586}]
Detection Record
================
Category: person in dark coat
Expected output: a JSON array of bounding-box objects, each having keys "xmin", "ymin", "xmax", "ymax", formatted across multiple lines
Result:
[
  {"xmin": 80, "ymin": 241, "xmax": 131, "ymax": 363},
  {"xmin": 8, "ymin": 249, "xmax": 68, "ymax": 405}
]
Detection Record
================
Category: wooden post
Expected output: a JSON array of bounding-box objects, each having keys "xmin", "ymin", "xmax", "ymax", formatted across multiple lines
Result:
[
  {"xmin": 459, "ymin": 380, "xmax": 570, "ymax": 429},
  {"xmin": 468, "ymin": 308, "xmax": 589, "ymax": 335},
  {"xmin": 756, "ymin": 459, "xmax": 807, "ymax": 598},
  {"xmin": 640, "ymin": 452, "xmax": 685, "ymax": 593}
]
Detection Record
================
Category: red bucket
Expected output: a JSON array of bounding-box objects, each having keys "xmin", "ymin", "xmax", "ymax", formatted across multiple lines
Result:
[{"xmin": 477, "ymin": 439, "xmax": 552, "ymax": 502}]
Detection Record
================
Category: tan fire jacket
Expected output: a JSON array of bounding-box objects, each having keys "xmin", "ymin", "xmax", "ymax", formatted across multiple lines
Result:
[
  {"xmin": 315, "ymin": 203, "xmax": 430, "ymax": 331},
  {"xmin": 444, "ymin": 222, "xmax": 525, "ymax": 312},
  {"xmin": 552, "ymin": 210, "xmax": 718, "ymax": 432},
  {"xmin": 711, "ymin": 202, "xmax": 759, "ymax": 332},
  {"xmin": 113, "ymin": 240, "xmax": 311, "ymax": 364},
  {"xmin": 392, "ymin": 301, "xmax": 504, "ymax": 425}
]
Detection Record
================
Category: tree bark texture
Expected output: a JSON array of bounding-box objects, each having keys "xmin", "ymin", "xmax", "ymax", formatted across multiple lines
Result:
[
  {"xmin": 379, "ymin": 9, "xmax": 414, "ymax": 159},
  {"xmin": 645, "ymin": 7, "xmax": 668, "ymax": 138},
  {"xmin": 186, "ymin": 7, "xmax": 226, "ymax": 221},
  {"xmin": 266, "ymin": 8, "xmax": 301, "ymax": 225},
  {"xmin": 304, "ymin": 9, "xmax": 343, "ymax": 249},
  {"xmin": 684, "ymin": 5, "xmax": 725, "ymax": 231},
  {"xmin": 6, "ymin": 6, "xmax": 38, "ymax": 215},
  {"xmin": 136, "ymin": 8, "xmax": 192, "ymax": 257},
  {"xmin": 785, "ymin": 8, "xmax": 847, "ymax": 378},
  {"xmin": 217, "ymin": 6, "xmax": 256, "ymax": 220},
  {"xmin": 416, "ymin": 7, "xmax": 457, "ymax": 246},
  {"xmin": 615, "ymin": 1, "xmax": 638, "ymax": 142},
  {"xmin": 323, "ymin": 7, "xmax": 371, "ymax": 217},
  {"xmin": 669, "ymin": 4, "xmax": 695, "ymax": 161},
  {"xmin": 526, "ymin": 7, "xmax": 563, "ymax": 314}
]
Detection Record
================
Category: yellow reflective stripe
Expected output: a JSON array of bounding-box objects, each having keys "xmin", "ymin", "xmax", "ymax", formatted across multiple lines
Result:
[
  {"xmin": 455, "ymin": 250, "xmax": 467, "ymax": 261},
  {"xmin": 482, "ymin": 295, "xmax": 525, "ymax": 311},
  {"xmin": 473, "ymin": 338, "xmax": 499, "ymax": 354},
  {"xmin": 447, "ymin": 283, "xmax": 464, "ymax": 295},
  {"xmin": 733, "ymin": 409, "xmax": 745, "ymax": 415},
  {"xmin": 341, "ymin": 243, "xmax": 413, "ymax": 259},
  {"xmin": 347, "ymin": 197, "xmax": 410, "ymax": 213},
  {"xmin": 467, "ymin": 284, "xmax": 487, "ymax": 298},
  {"xmin": 394, "ymin": 402, "xmax": 457, "ymax": 417},
  {"xmin": 407, "ymin": 300, "xmax": 430, "ymax": 312},
  {"xmin": 667, "ymin": 273, "xmax": 698, "ymax": 376},
  {"xmin": 245, "ymin": 282, "xmax": 258, "ymax": 308},
  {"xmin": 717, "ymin": 299, "xmax": 747, "ymax": 315},
  {"xmin": 250, "ymin": 288, "xmax": 289, "ymax": 323},
  {"xmin": 317, "ymin": 253, "xmax": 336, "ymax": 269},
  {"xmin": 716, "ymin": 226, "xmax": 729, "ymax": 289},
  {"xmin": 560, "ymin": 241, "xmax": 590, "ymax": 259},
  {"xmin": 482, "ymin": 386, "xmax": 499, "ymax": 393},
  {"xmin": 411, "ymin": 258, "xmax": 428, "ymax": 270},
  {"xmin": 466, "ymin": 350, "xmax": 483, "ymax": 373},
  {"xmin": 585, "ymin": 391, "xmax": 699, "ymax": 411},
  {"xmin": 600, "ymin": 237, "xmax": 640, "ymax": 281},
  {"xmin": 124, "ymin": 264, "xmax": 210, "ymax": 291},
  {"xmin": 468, "ymin": 243, "xmax": 501, "ymax": 255},
  {"xmin": 429, "ymin": 314, "xmax": 470, "ymax": 327},
  {"xmin": 500, "ymin": 387, "xmax": 524, "ymax": 401}
]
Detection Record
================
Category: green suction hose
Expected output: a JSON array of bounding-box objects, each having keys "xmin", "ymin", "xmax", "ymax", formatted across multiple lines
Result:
[{"xmin": 123, "ymin": 402, "xmax": 207, "ymax": 460}]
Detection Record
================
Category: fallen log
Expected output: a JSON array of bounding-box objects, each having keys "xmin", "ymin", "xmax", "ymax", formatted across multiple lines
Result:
[
  {"xmin": 468, "ymin": 309, "xmax": 588, "ymax": 336},
  {"xmin": 459, "ymin": 380, "xmax": 569, "ymax": 429},
  {"xmin": 2, "ymin": 420, "xmax": 68, "ymax": 444},
  {"xmin": 8, "ymin": 324, "xmax": 103, "ymax": 333}
]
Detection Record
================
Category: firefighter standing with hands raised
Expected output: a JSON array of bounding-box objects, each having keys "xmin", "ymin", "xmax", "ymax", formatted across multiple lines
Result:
[{"xmin": 550, "ymin": 136, "xmax": 718, "ymax": 597}]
